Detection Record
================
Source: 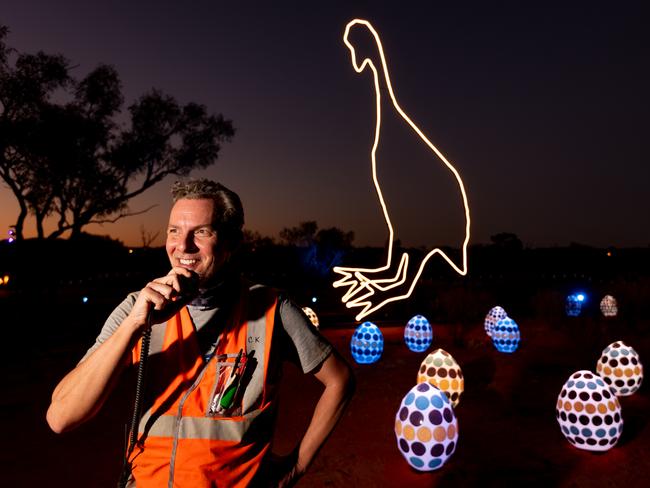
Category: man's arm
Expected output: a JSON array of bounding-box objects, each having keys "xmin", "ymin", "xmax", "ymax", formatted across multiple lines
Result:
[
  {"xmin": 278, "ymin": 349, "xmax": 355, "ymax": 487},
  {"xmin": 46, "ymin": 313, "xmax": 142, "ymax": 433},
  {"xmin": 46, "ymin": 267, "xmax": 198, "ymax": 433}
]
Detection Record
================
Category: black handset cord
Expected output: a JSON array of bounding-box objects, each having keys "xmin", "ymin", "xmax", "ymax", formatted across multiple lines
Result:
[{"xmin": 117, "ymin": 313, "xmax": 152, "ymax": 488}]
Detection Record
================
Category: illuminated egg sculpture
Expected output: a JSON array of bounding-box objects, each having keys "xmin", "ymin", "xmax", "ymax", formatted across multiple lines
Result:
[
  {"xmin": 417, "ymin": 349, "xmax": 464, "ymax": 407},
  {"xmin": 566, "ymin": 293, "xmax": 586, "ymax": 317},
  {"xmin": 404, "ymin": 315, "xmax": 433, "ymax": 352},
  {"xmin": 596, "ymin": 341, "xmax": 643, "ymax": 396},
  {"xmin": 556, "ymin": 370, "xmax": 623, "ymax": 451},
  {"xmin": 484, "ymin": 306, "xmax": 507, "ymax": 337},
  {"xmin": 395, "ymin": 382, "xmax": 458, "ymax": 471},
  {"xmin": 599, "ymin": 295, "xmax": 618, "ymax": 318},
  {"xmin": 350, "ymin": 322, "xmax": 383, "ymax": 364},
  {"xmin": 491, "ymin": 317, "xmax": 520, "ymax": 353},
  {"xmin": 301, "ymin": 306, "xmax": 320, "ymax": 328}
]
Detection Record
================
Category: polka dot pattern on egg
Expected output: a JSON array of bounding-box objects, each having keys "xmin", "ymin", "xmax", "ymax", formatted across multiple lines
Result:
[
  {"xmin": 484, "ymin": 306, "xmax": 507, "ymax": 337},
  {"xmin": 596, "ymin": 340, "xmax": 643, "ymax": 396},
  {"xmin": 491, "ymin": 317, "xmax": 520, "ymax": 353},
  {"xmin": 404, "ymin": 315, "xmax": 433, "ymax": 353},
  {"xmin": 417, "ymin": 349, "xmax": 464, "ymax": 408},
  {"xmin": 556, "ymin": 370, "xmax": 623, "ymax": 452},
  {"xmin": 301, "ymin": 306, "xmax": 320, "ymax": 328},
  {"xmin": 599, "ymin": 295, "xmax": 618, "ymax": 318},
  {"xmin": 395, "ymin": 382, "xmax": 458, "ymax": 471},
  {"xmin": 350, "ymin": 322, "xmax": 383, "ymax": 364}
]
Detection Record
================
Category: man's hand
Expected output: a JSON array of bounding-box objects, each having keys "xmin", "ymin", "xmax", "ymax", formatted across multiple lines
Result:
[
  {"xmin": 129, "ymin": 267, "xmax": 200, "ymax": 330},
  {"xmin": 266, "ymin": 449, "xmax": 304, "ymax": 488}
]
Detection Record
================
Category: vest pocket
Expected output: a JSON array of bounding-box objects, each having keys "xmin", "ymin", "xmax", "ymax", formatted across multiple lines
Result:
[{"xmin": 206, "ymin": 350, "xmax": 247, "ymax": 417}]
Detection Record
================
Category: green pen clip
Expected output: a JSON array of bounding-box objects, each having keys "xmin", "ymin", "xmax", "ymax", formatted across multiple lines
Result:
[{"xmin": 219, "ymin": 348, "xmax": 243, "ymax": 411}]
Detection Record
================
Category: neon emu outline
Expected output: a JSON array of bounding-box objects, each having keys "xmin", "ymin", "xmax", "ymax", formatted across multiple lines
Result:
[{"xmin": 332, "ymin": 19, "xmax": 471, "ymax": 321}]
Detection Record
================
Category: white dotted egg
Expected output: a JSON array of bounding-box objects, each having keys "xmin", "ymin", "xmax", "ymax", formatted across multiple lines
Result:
[
  {"xmin": 417, "ymin": 349, "xmax": 464, "ymax": 407},
  {"xmin": 597, "ymin": 341, "xmax": 643, "ymax": 396},
  {"xmin": 395, "ymin": 382, "xmax": 458, "ymax": 471},
  {"xmin": 556, "ymin": 370, "xmax": 623, "ymax": 451},
  {"xmin": 301, "ymin": 306, "xmax": 320, "ymax": 328},
  {"xmin": 484, "ymin": 306, "xmax": 507, "ymax": 337},
  {"xmin": 599, "ymin": 295, "xmax": 618, "ymax": 318}
]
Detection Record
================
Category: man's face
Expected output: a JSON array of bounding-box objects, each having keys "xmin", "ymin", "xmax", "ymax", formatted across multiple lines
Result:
[{"xmin": 166, "ymin": 198, "xmax": 229, "ymax": 286}]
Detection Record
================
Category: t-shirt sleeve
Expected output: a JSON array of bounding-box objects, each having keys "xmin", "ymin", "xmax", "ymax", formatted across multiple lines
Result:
[
  {"xmin": 277, "ymin": 298, "xmax": 333, "ymax": 374},
  {"xmin": 79, "ymin": 292, "xmax": 139, "ymax": 363}
]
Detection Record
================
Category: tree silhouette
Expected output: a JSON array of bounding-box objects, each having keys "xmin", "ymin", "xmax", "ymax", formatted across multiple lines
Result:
[
  {"xmin": 279, "ymin": 221, "xmax": 318, "ymax": 247},
  {"xmin": 0, "ymin": 26, "xmax": 235, "ymax": 240}
]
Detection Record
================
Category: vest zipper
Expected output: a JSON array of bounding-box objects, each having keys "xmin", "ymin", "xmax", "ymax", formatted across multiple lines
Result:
[{"xmin": 168, "ymin": 362, "xmax": 210, "ymax": 488}]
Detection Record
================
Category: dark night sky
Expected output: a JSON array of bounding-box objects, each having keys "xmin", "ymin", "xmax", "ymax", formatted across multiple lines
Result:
[{"xmin": 1, "ymin": 1, "xmax": 649, "ymax": 248}]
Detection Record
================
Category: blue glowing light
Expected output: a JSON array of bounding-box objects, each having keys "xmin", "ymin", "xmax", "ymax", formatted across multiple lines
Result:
[
  {"xmin": 311, "ymin": 296, "xmax": 317, "ymax": 303},
  {"xmin": 566, "ymin": 293, "xmax": 586, "ymax": 317},
  {"xmin": 82, "ymin": 296, "xmax": 89, "ymax": 304},
  {"xmin": 350, "ymin": 322, "xmax": 383, "ymax": 364}
]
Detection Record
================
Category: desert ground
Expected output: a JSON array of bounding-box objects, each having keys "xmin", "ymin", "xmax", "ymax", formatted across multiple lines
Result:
[{"xmin": 2, "ymin": 304, "xmax": 648, "ymax": 487}]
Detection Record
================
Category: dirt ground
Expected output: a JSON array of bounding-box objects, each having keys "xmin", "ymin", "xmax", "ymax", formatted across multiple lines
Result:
[{"xmin": 2, "ymin": 317, "xmax": 649, "ymax": 487}]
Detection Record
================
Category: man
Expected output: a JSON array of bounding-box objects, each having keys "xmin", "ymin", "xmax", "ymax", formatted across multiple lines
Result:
[{"xmin": 47, "ymin": 179, "xmax": 354, "ymax": 487}]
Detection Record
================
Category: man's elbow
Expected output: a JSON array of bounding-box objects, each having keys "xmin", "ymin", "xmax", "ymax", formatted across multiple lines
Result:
[
  {"xmin": 46, "ymin": 405, "xmax": 67, "ymax": 434},
  {"xmin": 46, "ymin": 403, "xmax": 77, "ymax": 434},
  {"xmin": 338, "ymin": 360, "xmax": 356, "ymax": 400}
]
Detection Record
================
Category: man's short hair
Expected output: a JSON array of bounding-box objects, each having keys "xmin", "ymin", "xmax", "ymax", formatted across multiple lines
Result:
[{"xmin": 171, "ymin": 179, "xmax": 244, "ymax": 249}]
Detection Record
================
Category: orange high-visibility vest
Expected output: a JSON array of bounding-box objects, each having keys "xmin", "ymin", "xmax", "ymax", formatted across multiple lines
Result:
[{"xmin": 127, "ymin": 285, "xmax": 278, "ymax": 487}]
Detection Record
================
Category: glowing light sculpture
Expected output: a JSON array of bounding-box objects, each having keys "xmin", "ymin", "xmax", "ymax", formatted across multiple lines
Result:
[
  {"xmin": 395, "ymin": 382, "xmax": 458, "ymax": 471},
  {"xmin": 332, "ymin": 19, "xmax": 471, "ymax": 321},
  {"xmin": 350, "ymin": 321, "xmax": 384, "ymax": 364},
  {"xmin": 484, "ymin": 306, "xmax": 507, "ymax": 337},
  {"xmin": 566, "ymin": 293, "xmax": 585, "ymax": 317},
  {"xmin": 599, "ymin": 295, "xmax": 618, "ymax": 318},
  {"xmin": 556, "ymin": 370, "xmax": 623, "ymax": 451},
  {"xmin": 417, "ymin": 349, "xmax": 464, "ymax": 407},
  {"xmin": 302, "ymin": 306, "xmax": 320, "ymax": 328},
  {"xmin": 491, "ymin": 317, "xmax": 520, "ymax": 353},
  {"xmin": 404, "ymin": 315, "xmax": 433, "ymax": 352},
  {"xmin": 596, "ymin": 341, "xmax": 643, "ymax": 396}
]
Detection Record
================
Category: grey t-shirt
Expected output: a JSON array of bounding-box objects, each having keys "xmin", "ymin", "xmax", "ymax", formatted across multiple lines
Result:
[{"xmin": 82, "ymin": 288, "xmax": 332, "ymax": 374}]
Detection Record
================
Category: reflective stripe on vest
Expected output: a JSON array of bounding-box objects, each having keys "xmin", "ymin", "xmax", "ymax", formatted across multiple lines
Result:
[{"xmin": 129, "ymin": 284, "xmax": 278, "ymax": 488}]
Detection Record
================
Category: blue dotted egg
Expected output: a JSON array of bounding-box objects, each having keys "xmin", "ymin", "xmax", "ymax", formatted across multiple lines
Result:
[
  {"xmin": 350, "ymin": 322, "xmax": 383, "ymax": 364},
  {"xmin": 566, "ymin": 294, "xmax": 584, "ymax": 317},
  {"xmin": 491, "ymin": 317, "xmax": 520, "ymax": 353},
  {"xmin": 404, "ymin": 315, "xmax": 433, "ymax": 352}
]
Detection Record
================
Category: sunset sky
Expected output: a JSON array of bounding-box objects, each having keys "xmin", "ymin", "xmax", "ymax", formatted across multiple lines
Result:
[{"xmin": 1, "ymin": 1, "xmax": 648, "ymax": 248}]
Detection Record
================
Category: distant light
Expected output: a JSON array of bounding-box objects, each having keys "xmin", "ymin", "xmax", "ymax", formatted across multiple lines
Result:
[
  {"xmin": 606, "ymin": 251, "xmax": 612, "ymax": 257},
  {"xmin": 577, "ymin": 294, "xmax": 585, "ymax": 302},
  {"xmin": 311, "ymin": 296, "xmax": 317, "ymax": 303},
  {"xmin": 7, "ymin": 238, "xmax": 14, "ymax": 243},
  {"xmin": 82, "ymin": 296, "xmax": 89, "ymax": 303},
  {"xmin": 2, "ymin": 275, "xmax": 8, "ymax": 285},
  {"xmin": 128, "ymin": 249, "xmax": 134, "ymax": 254}
]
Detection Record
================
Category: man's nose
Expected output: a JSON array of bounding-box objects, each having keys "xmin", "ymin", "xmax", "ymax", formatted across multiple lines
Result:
[{"xmin": 178, "ymin": 232, "xmax": 198, "ymax": 252}]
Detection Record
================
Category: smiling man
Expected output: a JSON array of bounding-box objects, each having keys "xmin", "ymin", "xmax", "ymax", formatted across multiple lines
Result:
[{"xmin": 46, "ymin": 179, "xmax": 354, "ymax": 487}]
